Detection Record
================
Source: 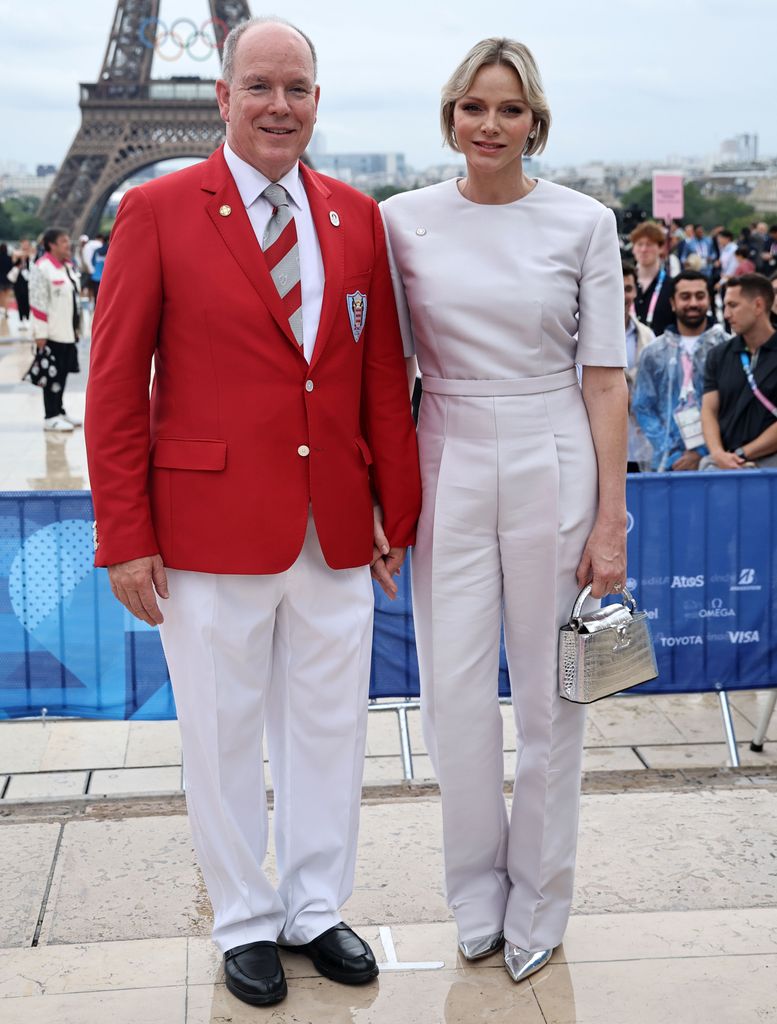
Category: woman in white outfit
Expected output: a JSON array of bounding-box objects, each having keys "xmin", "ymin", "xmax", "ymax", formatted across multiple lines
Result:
[{"xmin": 381, "ymin": 38, "xmax": 628, "ymax": 983}]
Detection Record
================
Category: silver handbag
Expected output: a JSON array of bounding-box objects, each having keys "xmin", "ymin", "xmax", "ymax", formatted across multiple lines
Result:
[{"xmin": 558, "ymin": 584, "xmax": 658, "ymax": 703}]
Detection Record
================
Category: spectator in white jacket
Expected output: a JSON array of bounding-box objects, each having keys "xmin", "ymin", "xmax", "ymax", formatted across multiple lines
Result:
[{"xmin": 29, "ymin": 228, "xmax": 82, "ymax": 432}]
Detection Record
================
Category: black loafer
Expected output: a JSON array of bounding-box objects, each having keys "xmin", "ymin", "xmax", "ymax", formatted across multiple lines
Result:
[
  {"xmin": 281, "ymin": 922, "xmax": 379, "ymax": 985},
  {"xmin": 224, "ymin": 941, "xmax": 287, "ymax": 1006}
]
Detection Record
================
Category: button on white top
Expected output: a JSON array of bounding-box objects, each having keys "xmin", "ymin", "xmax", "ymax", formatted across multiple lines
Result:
[
  {"xmin": 416, "ymin": 227, "xmax": 427, "ymax": 236},
  {"xmin": 305, "ymin": 380, "xmax": 314, "ymax": 392},
  {"xmin": 297, "ymin": 444, "xmax": 310, "ymax": 457}
]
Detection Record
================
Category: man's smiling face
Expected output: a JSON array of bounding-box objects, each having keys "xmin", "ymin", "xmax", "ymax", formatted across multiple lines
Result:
[{"xmin": 216, "ymin": 22, "xmax": 319, "ymax": 181}]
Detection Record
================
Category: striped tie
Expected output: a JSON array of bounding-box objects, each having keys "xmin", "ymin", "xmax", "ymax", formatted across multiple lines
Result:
[{"xmin": 262, "ymin": 183, "xmax": 303, "ymax": 349}]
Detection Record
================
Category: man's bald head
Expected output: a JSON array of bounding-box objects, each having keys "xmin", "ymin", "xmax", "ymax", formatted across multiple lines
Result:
[{"xmin": 221, "ymin": 16, "xmax": 318, "ymax": 84}]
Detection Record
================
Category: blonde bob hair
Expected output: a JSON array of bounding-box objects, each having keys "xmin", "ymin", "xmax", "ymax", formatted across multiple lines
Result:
[{"xmin": 440, "ymin": 38, "xmax": 551, "ymax": 158}]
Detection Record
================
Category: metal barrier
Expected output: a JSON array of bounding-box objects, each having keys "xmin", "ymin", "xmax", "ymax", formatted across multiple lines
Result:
[{"xmin": 1, "ymin": 474, "xmax": 775, "ymax": 767}]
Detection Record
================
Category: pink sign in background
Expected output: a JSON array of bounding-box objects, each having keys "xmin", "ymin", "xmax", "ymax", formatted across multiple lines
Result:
[{"xmin": 652, "ymin": 173, "xmax": 685, "ymax": 221}]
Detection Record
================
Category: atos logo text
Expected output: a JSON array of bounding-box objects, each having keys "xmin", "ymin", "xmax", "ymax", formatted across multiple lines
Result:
[
  {"xmin": 699, "ymin": 598, "xmax": 735, "ymax": 619},
  {"xmin": 658, "ymin": 635, "xmax": 703, "ymax": 647},
  {"xmin": 728, "ymin": 630, "xmax": 760, "ymax": 644},
  {"xmin": 670, "ymin": 575, "xmax": 704, "ymax": 589}
]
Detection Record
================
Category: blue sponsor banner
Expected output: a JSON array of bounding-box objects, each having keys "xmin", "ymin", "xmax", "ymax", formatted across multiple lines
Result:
[{"xmin": 1, "ymin": 474, "xmax": 776, "ymax": 719}]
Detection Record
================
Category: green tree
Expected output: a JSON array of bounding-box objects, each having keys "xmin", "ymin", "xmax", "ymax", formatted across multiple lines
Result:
[
  {"xmin": 0, "ymin": 196, "xmax": 44, "ymax": 241},
  {"xmin": 618, "ymin": 179, "xmax": 757, "ymax": 232},
  {"xmin": 370, "ymin": 184, "xmax": 411, "ymax": 203},
  {"xmin": 0, "ymin": 202, "xmax": 15, "ymax": 241}
]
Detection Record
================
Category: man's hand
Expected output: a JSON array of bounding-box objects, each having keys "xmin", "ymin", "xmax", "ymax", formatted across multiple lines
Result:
[
  {"xmin": 711, "ymin": 449, "xmax": 745, "ymax": 470},
  {"xmin": 107, "ymin": 555, "xmax": 169, "ymax": 626},
  {"xmin": 671, "ymin": 450, "xmax": 702, "ymax": 471},
  {"xmin": 36, "ymin": 338, "xmax": 46, "ymax": 350},
  {"xmin": 370, "ymin": 504, "xmax": 406, "ymax": 599}
]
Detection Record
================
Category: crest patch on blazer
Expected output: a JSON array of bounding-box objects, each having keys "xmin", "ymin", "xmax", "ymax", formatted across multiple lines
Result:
[{"xmin": 346, "ymin": 291, "xmax": 367, "ymax": 343}]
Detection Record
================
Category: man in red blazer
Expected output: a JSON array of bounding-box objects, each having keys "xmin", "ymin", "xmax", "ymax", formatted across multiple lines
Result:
[{"xmin": 85, "ymin": 16, "xmax": 420, "ymax": 1008}]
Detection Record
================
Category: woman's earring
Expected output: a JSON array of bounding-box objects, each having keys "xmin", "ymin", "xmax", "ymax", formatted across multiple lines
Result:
[{"xmin": 528, "ymin": 130, "xmax": 536, "ymax": 139}]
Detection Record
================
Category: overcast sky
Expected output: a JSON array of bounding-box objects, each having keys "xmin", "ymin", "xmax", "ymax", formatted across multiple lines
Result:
[{"xmin": 0, "ymin": 0, "xmax": 773, "ymax": 174}]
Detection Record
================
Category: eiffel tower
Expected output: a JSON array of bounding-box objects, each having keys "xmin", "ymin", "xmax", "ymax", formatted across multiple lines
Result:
[{"xmin": 39, "ymin": 0, "xmax": 251, "ymax": 238}]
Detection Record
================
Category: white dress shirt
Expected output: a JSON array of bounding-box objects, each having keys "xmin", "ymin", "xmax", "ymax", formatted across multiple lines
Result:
[{"xmin": 223, "ymin": 142, "xmax": 324, "ymax": 363}]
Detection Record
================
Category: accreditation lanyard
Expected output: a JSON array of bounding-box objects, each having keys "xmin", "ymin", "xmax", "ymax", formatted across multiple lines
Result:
[
  {"xmin": 645, "ymin": 266, "xmax": 667, "ymax": 326},
  {"xmin": 740, "ymin": 352, "xmax": 777, "ymax": 418},
  {"xmin": 679, "ymin": 352, "xmax": 696, "ymax": 404}
]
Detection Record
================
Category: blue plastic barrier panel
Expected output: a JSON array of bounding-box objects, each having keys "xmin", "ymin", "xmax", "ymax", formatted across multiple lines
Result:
[
  {"xmin": 623, "ymin": 472, "xmax": 777, "ymax": 694},
  {"xmin": 0, "ymin": 493, "xmax": 175, "ymax": 720},
  {"xmin": 1, "ymin": 474, "xmax": 775, "ymax": 719}
]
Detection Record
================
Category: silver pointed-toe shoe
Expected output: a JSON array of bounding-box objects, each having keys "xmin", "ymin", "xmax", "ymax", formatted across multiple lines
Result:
[
  {"xmin": 503, "ymin": 943, "xmax": 553, "ymax": 982},
  {"xmin": 457, "ymin": 932, "xmax": 504, "ymax": 961}
]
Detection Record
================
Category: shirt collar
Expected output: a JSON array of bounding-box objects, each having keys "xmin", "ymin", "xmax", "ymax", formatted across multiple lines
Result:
[
  {"xmin": 734, "ymin": 331, "xmax": 777, "ymax": 353},
  {"xmin": 223, "ymin": 141, "xmax": 304, "ymax": 211}
]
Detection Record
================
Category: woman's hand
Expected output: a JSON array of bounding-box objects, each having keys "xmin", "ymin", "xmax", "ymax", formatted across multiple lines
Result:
[
  {"xmin": 579, "ymin": 366, "xmax": 629, "ymax": 598},
  {"xmin": 370, "ymin": 504, "xmax": 406, "ymax": 600},
  {"xmin": 575, "ymin": 514, "xmax": 627, "ymax": 599}
]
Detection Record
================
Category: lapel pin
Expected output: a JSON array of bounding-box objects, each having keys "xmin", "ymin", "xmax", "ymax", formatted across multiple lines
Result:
[
  {"xmin": 329, "ymin": 211, "xmax": 340, "ymax": 227},
  {"xmin": 416, "ymin": 227, "xmax": 427, "ymax": 236},
  {"xmin": 219, "ymin": 204, "xmax": 232, "ymax": 217}
]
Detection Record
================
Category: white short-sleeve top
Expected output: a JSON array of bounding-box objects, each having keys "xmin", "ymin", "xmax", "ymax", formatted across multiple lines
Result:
[{"xmin": 380, "ymin": 177, "xmax": 626, "ymax": 378}]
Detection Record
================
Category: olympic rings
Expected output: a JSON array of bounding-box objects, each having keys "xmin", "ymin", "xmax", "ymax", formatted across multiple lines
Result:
[{"xmin": 138, "ymin": 17, "xmax": 228, "ymax": 63}]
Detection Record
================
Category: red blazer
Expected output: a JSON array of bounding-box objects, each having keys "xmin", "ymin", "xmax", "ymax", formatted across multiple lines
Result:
[{"xmin": 86, "ymin": 148, "xmax": 420, "ymax": 573}]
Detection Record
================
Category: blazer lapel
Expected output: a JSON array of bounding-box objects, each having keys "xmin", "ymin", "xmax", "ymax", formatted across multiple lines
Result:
[
  {"xmin": 201, "ymin": 148, "xmax": 302, "ymax": 355},
  {"xmin": 301, "ymin": 164, "xmax": 344, "ymax": 370}
]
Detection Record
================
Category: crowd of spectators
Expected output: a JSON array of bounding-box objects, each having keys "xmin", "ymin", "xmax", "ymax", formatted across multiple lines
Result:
[
  {"xmin": 623, "ymin": 218, "xmax": 777, "ymax": 472},
  {"xmin": 3, "ymin": 210, "xmax": 776, "ymax": 463}
]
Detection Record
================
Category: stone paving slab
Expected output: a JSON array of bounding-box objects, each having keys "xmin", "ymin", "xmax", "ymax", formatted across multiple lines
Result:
[
  {"xmin": 0, "ymin": 823, "xmax": 60, "ymax": 947},
  {"xmin": 5, "ymin": 772, "xmax": 88, "ymax": 801},
  {"xmin": 2, "ymin": 916, "xmax": 776, "ymax": 1024},
  {"xmin": 2, "ymin": 786, "xmax": 774, "ymax": 949},
  {"xmin": 8, "ymin": 910, "xmax": 775, "ymax": 997},
  {"xmin": 3, "ymin": 698, "xmax": 777, "ymax": 802},
  {"xmin": 37, "ymin": 817, "xmax": 208, "ymax": 947},
  {"xmin": 2, "ymin": 784, "xmax": 777, "ymax": 1021},
  {"xmin": 575, "ymin": 788, "xmax": 777, "ymax": 914}
]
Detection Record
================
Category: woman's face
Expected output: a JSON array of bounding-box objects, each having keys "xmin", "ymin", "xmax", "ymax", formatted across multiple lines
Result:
[
  {"xmin": 632, "ymin": 238, "xmax": 661, "ymax": 267},
  {"xmin": 452, "ymin": 63, "xmax": 535, "ymax": 177}
]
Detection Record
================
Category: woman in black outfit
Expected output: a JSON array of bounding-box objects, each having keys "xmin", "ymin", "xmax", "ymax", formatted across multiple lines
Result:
[
  {"xmin": 11, "ymin": 239, "xmax": 34, "ymax": 327},
  {"xmin": 0, "ymin": 244, "xmax": 13, "ymax": 324}
]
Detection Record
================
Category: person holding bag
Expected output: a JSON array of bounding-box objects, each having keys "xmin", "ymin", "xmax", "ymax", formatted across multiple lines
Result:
[
  {"xmin": 381, "ymin": 37, "xmax": 628, "ymax": 984},
  {"xmin": 28, "ymin": 228, "xmax": 82, "ymax": 432}
]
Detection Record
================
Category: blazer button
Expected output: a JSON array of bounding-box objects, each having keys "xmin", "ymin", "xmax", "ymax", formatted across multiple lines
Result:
[
  {"xmin": 298, "ymin": 444, "xmax": 310, "ymax": 457},
  {"xmin": 305, "ymin": 380, "xmax": 314, "ymax": 392}
]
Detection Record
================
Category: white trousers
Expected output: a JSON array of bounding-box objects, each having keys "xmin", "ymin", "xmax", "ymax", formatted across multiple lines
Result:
[
  {"xmin": 159, "ymin": 514, "xmax": 373, "ymax": 953},
  {"xmin": 413, "ymin": 382, "xmax": 597, "ymax": 951}
]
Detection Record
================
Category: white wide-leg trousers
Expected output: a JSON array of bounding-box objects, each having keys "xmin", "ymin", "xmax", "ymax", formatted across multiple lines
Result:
[
  {"xmin": 413, "ymin": 380, "xmax": 597, "ymax": 951},
  {"xmin": 159, "ymin": 513, "xmax": 373, "ymax": 953}
]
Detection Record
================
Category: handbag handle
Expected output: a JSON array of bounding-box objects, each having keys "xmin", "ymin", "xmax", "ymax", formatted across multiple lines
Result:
[{"xmin": 570, "ymin": 583, "xmax": 637, "ymax": 628}]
